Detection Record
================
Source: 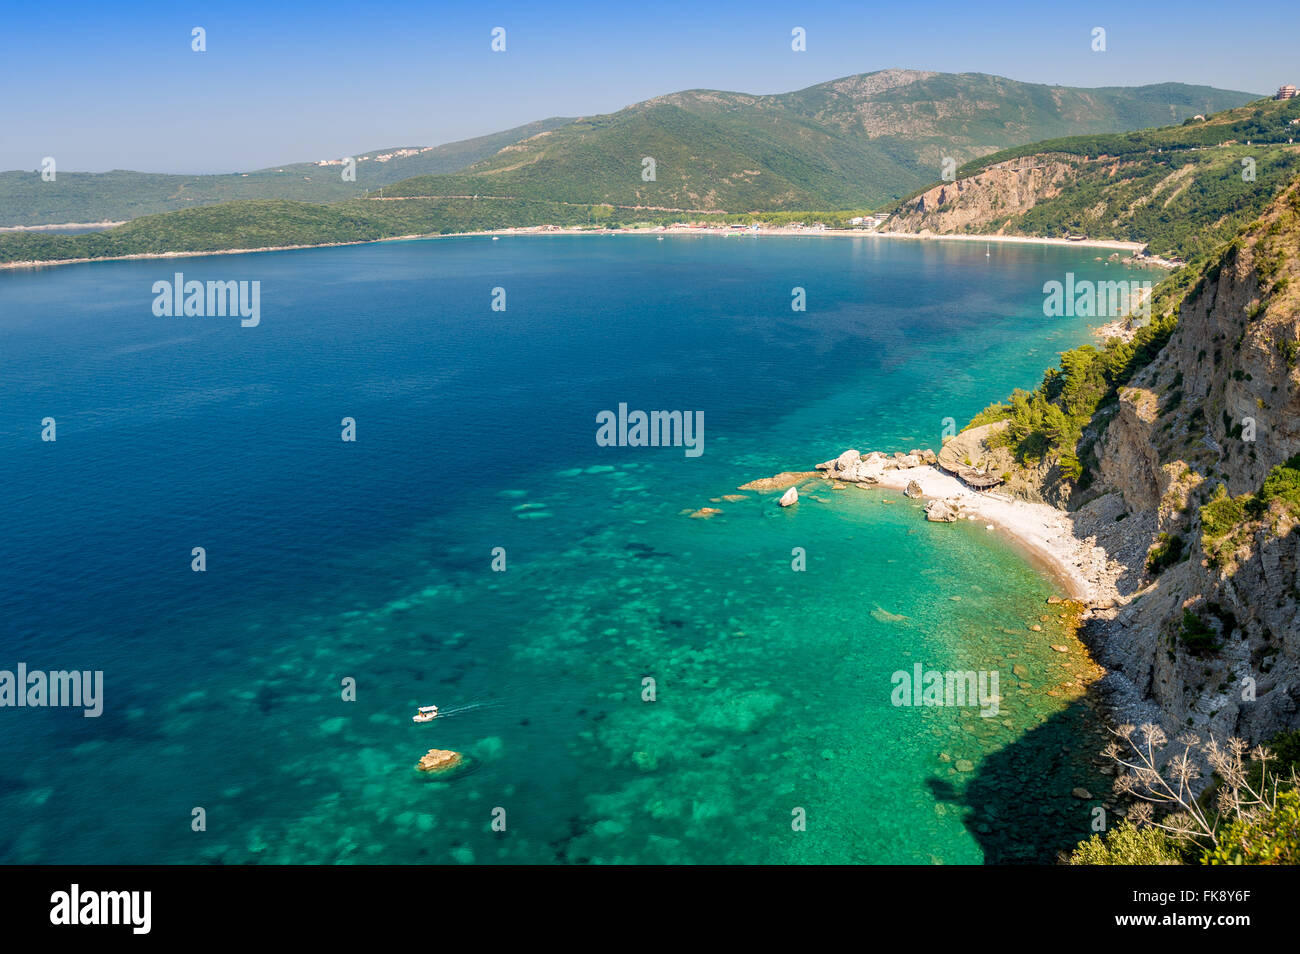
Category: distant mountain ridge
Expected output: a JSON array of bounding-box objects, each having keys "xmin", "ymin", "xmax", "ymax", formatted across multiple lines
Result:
[
  {"xmin": 0, "ymin": 118, "xmax": 573, "ymax": 227},
  {"xmin": 0, "ymin": 69, "xmax": 1258, "ymax": 227},
  {"xmin": 378, "ymin": 69, "xmax": 1259, "ymax": 211}
]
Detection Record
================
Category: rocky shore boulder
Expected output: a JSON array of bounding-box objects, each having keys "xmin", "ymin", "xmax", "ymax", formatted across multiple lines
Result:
[
  {"xmin": 778, "ymin": 486, "xmax": 798, "ymax": 507},
  {"xmin": 416, "ymin": 749, "xmax": 463, "ymax": 773},
  {"xmin": 834, "ymin": 449, "xmax": 861, "ymax": 471},
  {"xmin": 904, "ymin": 480, "xmax": 923, "ymax": 499},
  {"xmin": 925, "ymin": 498, "xmax": 960, "ymax": 522},
  {"xmin": 819, "ymin": 448, "xmax": 936, "ymax": 483}
]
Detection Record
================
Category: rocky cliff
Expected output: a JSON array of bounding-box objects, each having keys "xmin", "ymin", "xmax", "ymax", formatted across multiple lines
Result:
[
  {"xmin": 1069, "ymin": 179, "xmax": 1300, "ymax": 742},
  {"xmin": 883, "ymin": 157, "xmax": 1080, "ymax": 235}
]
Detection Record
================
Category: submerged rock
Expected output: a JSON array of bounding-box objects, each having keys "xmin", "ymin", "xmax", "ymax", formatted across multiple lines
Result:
[
  {"xmin": 689, "ymin": 507, "xmax": 723, "ymax": 519},
  {"xmin": 738, "ymin": 471, "xmax": 819, "ymax": 492},
  {"xmin": 415, "ymin": 749, "xmax": 463, "ymax": 774},
  {"xmin": 871, "ymin": 605, "xmax": 908, "ymax": 623}
]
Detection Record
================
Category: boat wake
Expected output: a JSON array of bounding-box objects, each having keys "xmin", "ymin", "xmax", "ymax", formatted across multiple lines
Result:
[{"xmin": 432, "ymin": 701, "xmax": 501, "ymax": 719}]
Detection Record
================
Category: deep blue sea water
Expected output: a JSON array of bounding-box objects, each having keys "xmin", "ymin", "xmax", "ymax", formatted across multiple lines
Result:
[{"xmin": 0, "ymin": 234, "xmax": 1141, "ymax": 863}]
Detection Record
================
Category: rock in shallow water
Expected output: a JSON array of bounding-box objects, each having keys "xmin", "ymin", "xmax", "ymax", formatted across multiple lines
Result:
[
  {"xmin": 925, "ymin": 499, "xmax": 959, "ymax": 522},
  {"xmin": 778, "ymin": 487, "xmax": 798, "ymax": 507},
  {"xmin": 415, "ymin": 749, "xmax": 463, "ymax": 773}
]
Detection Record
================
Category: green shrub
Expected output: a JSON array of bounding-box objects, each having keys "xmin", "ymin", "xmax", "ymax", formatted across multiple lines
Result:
[
  {"xmin": 1200, "ymin": 456, "xmax": 1300, "ymax": 566},
  {"xmin": 1203, "ymin": 790, "xmax": 1300, "ymax": 864},
  {"xmin": 1200, "ymin": 484, "xmax": 1248, "ymax": 565},
  {"xmin": 1252, "ymin": 453, "xmax": 1300, "ymax": 516},
  {"xmin": 1070, "ymin": 822, "xmax": 1185, "ymax": 865},
  {"xmin": 1146, "ymin": 532, "xmax": 1186, "ymax": 574},
  {"xmin": 1179, "ymin": 610, "xmax": 1220, "ymax": 653},
  {"xmin": 965, "ymin": 312, "xmax": 1176, "ymax": 481},
  {"xmin": 1268, "ymin": 729, "xmax": 1300, "ymax": 776}
]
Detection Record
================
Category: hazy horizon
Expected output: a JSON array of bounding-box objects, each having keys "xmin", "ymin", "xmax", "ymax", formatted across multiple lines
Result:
[{"xmin": 1, "ymin": 0, "xmax": 1291, "ymax": 175}]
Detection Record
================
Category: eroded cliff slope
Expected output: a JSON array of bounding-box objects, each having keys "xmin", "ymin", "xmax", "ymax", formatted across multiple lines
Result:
[{"xmin": 1070, "ymin": 180, "xmax": 1300, "ymax": 741}]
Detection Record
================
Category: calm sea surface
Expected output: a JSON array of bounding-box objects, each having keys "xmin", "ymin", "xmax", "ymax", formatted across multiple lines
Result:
[{"xmin": 0, "ymin": 234, "xmax": 1141, "ymax": 863}]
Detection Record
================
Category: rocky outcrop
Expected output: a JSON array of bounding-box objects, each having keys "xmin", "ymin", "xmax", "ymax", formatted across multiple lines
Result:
[
  {"xmin": 416, "ymin": 749, "xmax": 463, "ymax": 773},
  {"xmin": 815, "ymin": 448, "xmax": 936, "ymax": 484},
  {"xmin": 884, "ymin": 157, "xmax": 1079, "ymax": 235},
  {"xmin": 1095, "ymin": 388, "xmax": 1163, "ymax": 512},
  {"xmin": 778, "ymin": 487, "xmax": 798, "ymax": 507},
  {"xmin": 737, "ymin": 471, "xmax": 818, "ymax": 492},
  {"xmin": 925, "ymin": 498, "xmax": 961, "ymax": 522}
]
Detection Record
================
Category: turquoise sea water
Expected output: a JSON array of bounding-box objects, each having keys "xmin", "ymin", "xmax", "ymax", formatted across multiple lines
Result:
[{"xmin": 0, "ymin": 234, "xmax": 1140, "ymax": 863}]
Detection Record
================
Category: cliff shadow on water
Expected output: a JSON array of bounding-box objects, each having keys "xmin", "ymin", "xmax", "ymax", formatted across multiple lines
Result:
[{"xmin": 927, "ymin": 695, "xmax": 1111, "ymax": 864}]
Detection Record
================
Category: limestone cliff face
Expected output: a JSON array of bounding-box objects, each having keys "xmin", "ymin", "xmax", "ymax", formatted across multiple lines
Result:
[
  {"xmin": 883, "ymin": 157, "xmax": 1078, "ymax": 234},
  {"xmin": 1079, "ymin": 181, "xmax": 1300, "ymax": 742}
]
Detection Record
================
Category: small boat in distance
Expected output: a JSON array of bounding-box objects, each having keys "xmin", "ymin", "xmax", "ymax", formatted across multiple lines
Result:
[{"xmin": 413, "ymin": 705, "xmax": 439, "ymax": 723}]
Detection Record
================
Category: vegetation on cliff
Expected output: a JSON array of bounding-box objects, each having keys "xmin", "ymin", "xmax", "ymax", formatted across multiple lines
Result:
[
  {"xmin": 965, "ymin": 165, "xmax": 1300, "ymax": 501},
  {"xmin": 964, "ymin": 311, "xmax": 1177, "ymax": 483},
  {"xmin": 1070, "ymin": 727, "xmax": 1300, "ymax": 865},
  {"xmin": 1201, "ymin": 454, "xmax": 1300, "ymax": 568},
  {"xmin": 890, "ymin": 97, "xmax": 1300, "ymax": 261}
]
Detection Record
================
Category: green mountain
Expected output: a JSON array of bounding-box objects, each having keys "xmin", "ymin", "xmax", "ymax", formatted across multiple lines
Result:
[
  {"xmin": 378, "ymin": 70, "xmax": 1258, "ymax": 211},
  {"xmin": 883, "ymin": 96, "xmax": 1300, "ymax": 261},
  {"xmin": 0, "ymin": 70, "xmax": 1268, "ymax": 265},
  {"xmin": 0, "ymin": 118, "xmax": 572, "ymax": 227}
]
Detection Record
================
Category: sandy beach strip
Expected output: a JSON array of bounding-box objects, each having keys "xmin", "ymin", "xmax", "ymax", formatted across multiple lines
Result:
[
  {"xmin": 0, "ymin": 224, "xmax": 1160, "ymax": 271},
  {"xmin": 859, "ymin": 464, "xmax": 1113, "ymax": 604}
]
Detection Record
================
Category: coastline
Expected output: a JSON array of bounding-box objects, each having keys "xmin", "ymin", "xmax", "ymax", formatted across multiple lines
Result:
[
  {"xmin": 862, "ymin": 230, "xmax": 1148, "ymax": 253},
  {"xmin": 748, "ymin": 455, "xmax": 1122, "ymax": 608},
  {"xmin": 861, "ymin": 464, "xmax": 1115, "ymax": 605},
  {"xmin": 0, "ymin": 223, "xmax": 1161, "ymax": 272}
]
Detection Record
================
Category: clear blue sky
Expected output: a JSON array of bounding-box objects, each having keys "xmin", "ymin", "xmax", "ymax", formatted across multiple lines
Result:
[{"xmin": 0, "ymin": 0, "xmax": 1291, "ymax": 173}]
